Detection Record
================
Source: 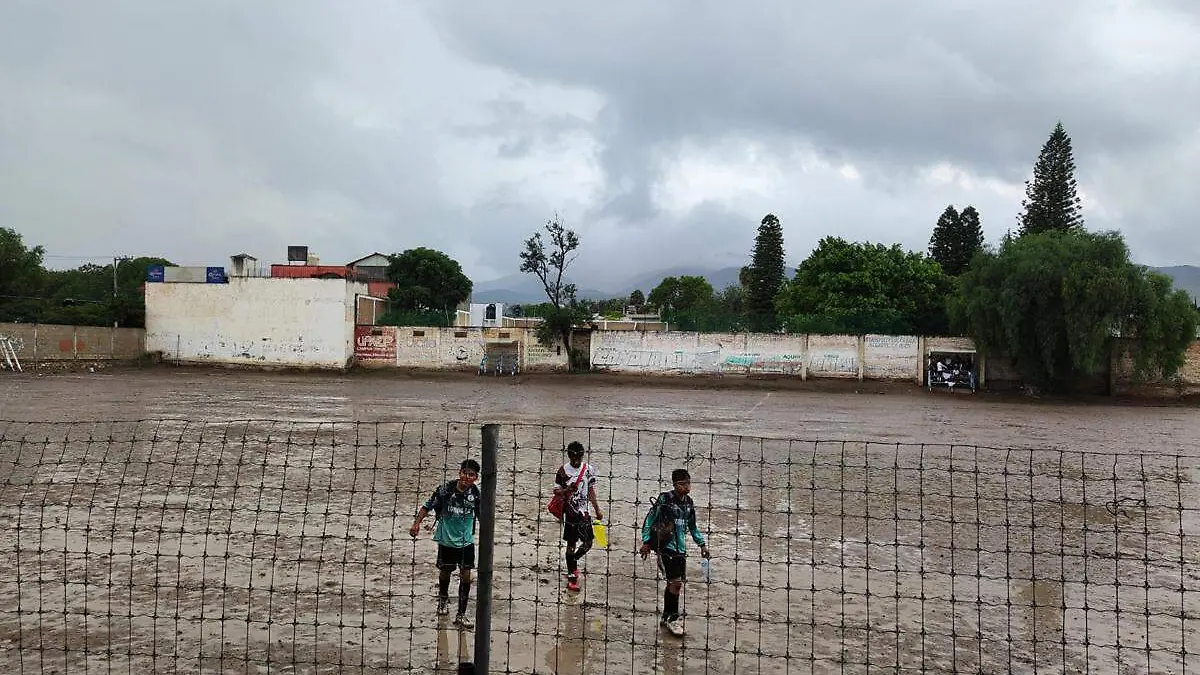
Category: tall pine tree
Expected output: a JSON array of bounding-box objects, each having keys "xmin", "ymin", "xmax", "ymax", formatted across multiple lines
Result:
[
  {"xmin": 928, "ymin": 205, "xmax": 984, "ymax": 276},
  {"xmin": 745, "ymin": 213, "xmax": 786, "ymax": 332},
  {"xmin": 929, "ymin": 205, "xmax": 961, "ymax": 272},
  {"xmin": 1018, "ymin": 121, "xmax": 1084, "ymax": 236}
]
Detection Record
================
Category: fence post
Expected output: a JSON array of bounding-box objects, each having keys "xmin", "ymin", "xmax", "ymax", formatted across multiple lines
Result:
[{"xmin": 472, "ymin": 423, "xmax": 499, "ymax": 674}]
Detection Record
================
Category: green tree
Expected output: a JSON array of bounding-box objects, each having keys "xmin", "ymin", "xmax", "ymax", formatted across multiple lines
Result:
[
  {"xmin": 0, "ymin": 227, "xmax": 46, "ymax": 321},
  {"xmin": 648, "ymin": 275, "xmax": 714, "ymax": 312},
  {"xmin": 1018, "ymin": 121, "xmax": 1084, "ymax": 236},
  {"xmin": 744, "ymin": 213, "xmax": 786, "ymax": 331},
  {"xmin": 519, "ymin": 214, "xmax": 590, "ymax": 367},
  {"xmin": 628, "ymin": 289, "xmax": 645, "ymax": 307},
  {"xmin": 386, "ymin": 247, "xmax": 473, "ymax": 316},
  {"xmin": 951, "ymin": 230, "xmax": 1196, "ymax": 392},
  {"xmin": 776, "ymin": 237, "xmax": 950, "ymax": 335},
  {"xmin": 928, "ymin": 205, "xmax": 985, "ymax": 276}
]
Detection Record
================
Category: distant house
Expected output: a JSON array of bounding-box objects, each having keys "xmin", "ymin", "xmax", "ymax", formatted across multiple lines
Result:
[{"xmin": 347, "ymin": 252, "xmax": 390, "ymax": 282}]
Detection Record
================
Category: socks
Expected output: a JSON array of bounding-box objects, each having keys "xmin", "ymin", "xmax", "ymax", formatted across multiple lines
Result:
[
  {"xmin": 458, "ymin": 581, "xmax": 472, "ymax": 614},
  {"xmin": 663, "ymin": 589, "xmax": 680, "ymax": 619},
  {"xmin": 438, "ymin": 570, "xmax": 452, "ymax": 600}
]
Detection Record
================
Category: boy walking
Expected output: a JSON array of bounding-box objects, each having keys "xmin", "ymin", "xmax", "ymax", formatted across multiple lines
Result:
[
  {"xmin": 639, "ymin": 468, "xmax": 710, "ymax": 636},
  {"xmin": 554, "ymin": 441, "xmax": 603, "ymax": 592},
  {"xmin": 409, "ymin": 459, "xmax": 481, "ymax": 629}
]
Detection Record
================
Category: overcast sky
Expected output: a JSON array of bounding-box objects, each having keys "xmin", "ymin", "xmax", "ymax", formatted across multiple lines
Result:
[{"xmin": 1, "ymin": 1, "xmax": 1197, "ymax": 287}]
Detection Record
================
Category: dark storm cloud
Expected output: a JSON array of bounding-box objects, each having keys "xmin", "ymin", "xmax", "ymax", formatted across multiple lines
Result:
[
  {"xmin": 431, "ymin": 0, "xmax": 1200, "ymax": 268},
  {"xmin": 1, "ymin": 1, "xmax": 1196, "ymax": 290}
]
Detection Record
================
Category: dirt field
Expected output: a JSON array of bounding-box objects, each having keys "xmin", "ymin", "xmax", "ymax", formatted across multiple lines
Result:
[{"xmin": 1, "ymin": 367, "xmax": 1198, "ymax": 674}]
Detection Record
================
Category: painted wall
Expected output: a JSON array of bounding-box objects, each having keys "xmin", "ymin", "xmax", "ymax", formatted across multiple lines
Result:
[
  {"xmin": 379, "ymin": 326, "xmax": 569, "ymax": 371},
  {"xmin": 144, "ymin": 277, "xmax": 366, "ymax": 369},
  {"xmin": 590, "ymin": 331, "xmax": 874, "ymax": 379},
  {"xmin": 0, "ymin": 324, "xmax": 144, "ymax": 362},
  {"xmin": 864, "ymin": 334, "xmax": 920, "ymax": 383}
]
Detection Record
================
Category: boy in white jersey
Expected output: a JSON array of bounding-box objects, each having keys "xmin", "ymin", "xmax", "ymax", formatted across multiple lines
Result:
[{"xmin": 553, "ymin": 441, "xmax": 603, "ymax": 592}]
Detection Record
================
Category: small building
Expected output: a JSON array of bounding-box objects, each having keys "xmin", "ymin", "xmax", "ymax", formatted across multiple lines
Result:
[
  {"xmin": 456, "ymin": 303, "xmax": 504, "ymax": 328},
  {"xmin": 347, "ymin": 252, "xmax": 390, "ymax": 281}
]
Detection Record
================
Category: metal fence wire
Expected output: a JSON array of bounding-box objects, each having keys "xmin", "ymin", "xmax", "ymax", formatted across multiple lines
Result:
[{"xmin": 0, "ymin": 419, "xmax": 1197, "ymax": 674}]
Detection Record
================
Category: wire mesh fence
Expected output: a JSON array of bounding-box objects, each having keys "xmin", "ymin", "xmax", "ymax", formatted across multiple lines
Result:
[{"xmin": 0, "ymin": 419, "xmax": 1197, "ymax": 674}]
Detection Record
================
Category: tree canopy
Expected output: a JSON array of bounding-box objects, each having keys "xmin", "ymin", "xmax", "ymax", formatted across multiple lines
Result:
[
  {"xmin": 648, "ymin": 275, "xmax": 714, "ymax": 313},
  {"xmin": 1, "ymin": 228, "xmax": 171, "ymax": 327},
  {"xmin": 385, "ymin": 247, "xmax": 472, "ymax": 313},
  {"xmin": 0, "ymin": 227, "xmax": 46, "ymax": 321},
  {"xmin": 951, "ymin": 230, "xmax": 1196, "ymax": 392},
  {"xmin": 775, "ymin": 237, "xmax": 950, "ymax": 335}
]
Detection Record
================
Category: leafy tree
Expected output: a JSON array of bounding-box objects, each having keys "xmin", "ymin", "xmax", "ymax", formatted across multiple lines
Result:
[
  {"xmin": 951, "ymin": 230, "xmax": 1196, "ymax": 392},
  {"xmin": 1018, "ymin": 121, "xmax": 1084, "ymax": 236},
  {"xmin": 648, "ymin": 275, "xmax": 714, "ymax": 312},
  {"xmin": 628, "ymin": 289, "xmax": 645, "ymax": 307},
  {"xmin": 715, "ymin": 284, "xmax": 745, "ymax": 315},
  {"xmin": 744, "ymin": 213, "xmax": 786, "ymax": 331},
  {"xmin": 928, "ymin": 205, "xmax": 985, "ymax": 276},
  {"xmin": 519, "ymin": 214, "xmax": 590, "ymax": 367},
  {"xmin": 520, "ymin": 214, "xmax": 580, "ymax": 308},
  {"xmin": 0, "ymin": 227, "xmax": 46, "ymax": 321},
  {"xmin": 386, "ymin": 247, "xmax": 473, "ymax": 315},
  {"xmin": 775, "ymin": 237, "xmax": 950, "ymax": 335}
]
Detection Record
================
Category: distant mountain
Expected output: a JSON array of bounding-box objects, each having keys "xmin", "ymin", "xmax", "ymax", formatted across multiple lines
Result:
[
  {"xmin": 617, "ymin": 265, "xmax": 797, "ymax": 296},
  {"xmin": 471, "ymin": 272, "xmax": 612, "ymax": 305},
  {"xmin": 1150, "ymin": 265, "xmax": 1200, "ymax": 303}
]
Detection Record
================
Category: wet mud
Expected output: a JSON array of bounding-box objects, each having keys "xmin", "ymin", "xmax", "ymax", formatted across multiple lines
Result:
[{"xmin": 0, "ymin": 369, "xmax": 1197, "ymax": 673}]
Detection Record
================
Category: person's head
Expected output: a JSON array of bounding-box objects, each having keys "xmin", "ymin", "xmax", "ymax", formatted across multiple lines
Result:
[
  {"xmin": 671, "ymin": 468, "xmax": 691, "ymax": 496},
  {"xmin": 566, "ymin": 441, "xmax": 585, "ymax": 467},
  {"xmin": 458, "ymin": 459, "xmax": 480, "ymax": 489}
]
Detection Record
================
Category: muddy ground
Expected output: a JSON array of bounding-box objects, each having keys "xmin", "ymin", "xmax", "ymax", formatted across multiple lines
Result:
[{"xmin": 1, "ymin": 367, "xmax": 1198, "ymax": 674}]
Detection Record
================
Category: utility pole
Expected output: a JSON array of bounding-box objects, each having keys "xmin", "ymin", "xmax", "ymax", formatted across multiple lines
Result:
[{"xmin": 113, "ymin": 256, "xmax": 132, "ymax": 328}]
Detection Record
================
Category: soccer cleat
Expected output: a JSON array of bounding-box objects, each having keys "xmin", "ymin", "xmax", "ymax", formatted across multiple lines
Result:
[
  {"xmin": 453, "ymin": 613, "xmax": 474, "ymax": 629},
  {"xmin": 566, "ymin": 574, "xmax": 580, "ymax": 592},
  {"xmin": 660, "ymin": 615, "xmax": 685, "ymax": 636},
  {"xmin": 437, "ymin": 598, "xmax": 450, "ymax": 616}
]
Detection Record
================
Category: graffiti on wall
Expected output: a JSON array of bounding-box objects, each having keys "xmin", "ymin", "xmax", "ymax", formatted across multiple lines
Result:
[
  {"xmin": 864, "ymin": 335, "xmax": 918, "ymax": 379},
  {"xmin": 807, "ymin": 350, "xmax": 858, "ymax": 375},
  {"xmin": 354, "ymin": 326, "xmax": 396, "ymax": 361},
  {"xmin": 722, "ymin": 353, "xmax": 805, "ymax": 374},
  {"xmin": 592, "ymin": 347, "xmax": 722, "ymax": 373}
]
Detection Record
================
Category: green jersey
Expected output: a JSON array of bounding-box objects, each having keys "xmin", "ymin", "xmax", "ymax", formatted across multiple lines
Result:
[{"xmin": 422, "ymin": 480, "xmax": 480, "ymax": 548}]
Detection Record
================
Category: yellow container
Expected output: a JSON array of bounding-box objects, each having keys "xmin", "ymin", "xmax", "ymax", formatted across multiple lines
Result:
[{"xmin": 592, "ymin": 520, "xmax": 608, "ymax": 549}]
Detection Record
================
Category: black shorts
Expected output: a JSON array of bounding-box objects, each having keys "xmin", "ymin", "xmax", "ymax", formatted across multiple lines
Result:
[
  {"xmin": 657, "ymin": 550, "xmax": 686, "ymax": 581},
  {"xmin": 436, "ymin": 544, "xmax": 476, "ymax": 570},
  {"xmin": 563, "ymin": 512, "xmax": 594, "ymax": 544}
]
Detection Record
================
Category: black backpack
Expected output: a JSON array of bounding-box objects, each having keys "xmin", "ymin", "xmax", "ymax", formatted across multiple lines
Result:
[{"xmin": 642, "ymin": 492, "xmax": 677, "ymax": 551}]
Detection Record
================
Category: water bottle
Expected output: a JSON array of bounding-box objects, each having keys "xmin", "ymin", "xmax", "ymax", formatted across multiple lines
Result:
[{"xmin": 699, "ymin": 558, "xmax": 711, "ymax": 582}]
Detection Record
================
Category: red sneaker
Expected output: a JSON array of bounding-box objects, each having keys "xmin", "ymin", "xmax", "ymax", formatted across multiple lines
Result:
[{"xmin": 566, "ymin": 575, "xmax": 581, "ymax": 592}]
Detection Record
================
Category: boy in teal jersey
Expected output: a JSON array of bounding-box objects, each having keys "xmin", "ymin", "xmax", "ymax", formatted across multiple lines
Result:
[
  {"xmin": 410, "ymin": 459, "xmax": 481, "ymax": 629},
  {"xmin": 639, "ymin": 468, "xmax": 710, "ymax": 636}
]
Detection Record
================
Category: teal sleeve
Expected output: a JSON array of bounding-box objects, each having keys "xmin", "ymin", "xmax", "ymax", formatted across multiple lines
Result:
[{"xmin": 688, "ymin": 507, "xmax": 706, "ymax": 546}]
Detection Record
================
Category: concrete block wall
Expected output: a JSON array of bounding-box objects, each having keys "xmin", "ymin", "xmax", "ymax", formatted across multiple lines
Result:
[
  {"xmin": 360, "ymin": 326, "xmax": 569, "ymax": 371},
  {"xmin": 0, "ymin": 323, "xmax": 144, "ymax": 364},
  {"xmin": 144, "ymin": 277, "xmax": 365, "ymax": 369}
]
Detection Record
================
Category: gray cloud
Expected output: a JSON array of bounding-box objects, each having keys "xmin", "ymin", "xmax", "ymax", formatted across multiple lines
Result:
[{"xmin": 1, "ymin": 1, "xmax": 1196, "ymax": 292}]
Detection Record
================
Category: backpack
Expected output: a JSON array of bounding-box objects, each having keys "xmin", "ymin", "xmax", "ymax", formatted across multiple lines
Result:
[{"xmin": 642, "ymin": 492, "xmax": 677, "ymax": 551}]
